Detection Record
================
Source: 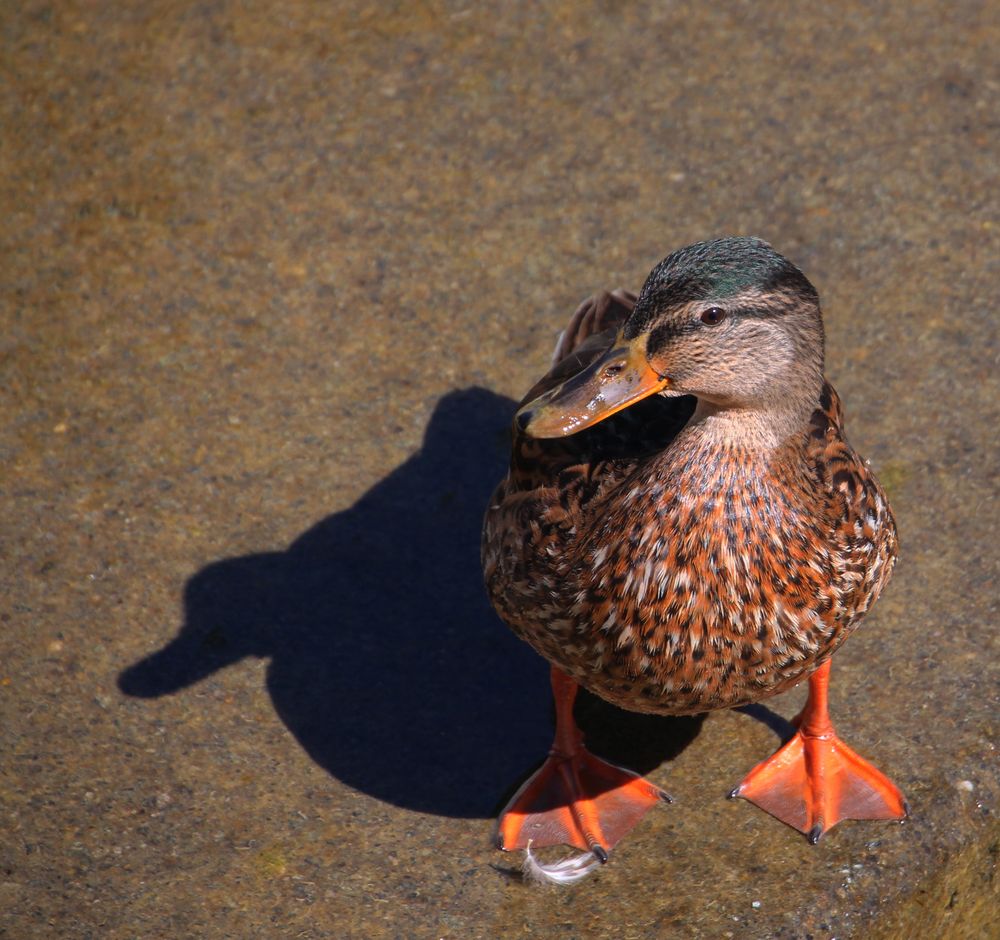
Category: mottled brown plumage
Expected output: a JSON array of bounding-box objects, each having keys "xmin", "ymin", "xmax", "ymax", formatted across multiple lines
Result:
[{"xmin": 482, "ymin": 238, "xmax": 906, "ymax": 877}]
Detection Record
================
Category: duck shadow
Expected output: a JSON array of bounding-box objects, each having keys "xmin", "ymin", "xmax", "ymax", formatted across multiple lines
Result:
[{"xmin": 119, "ymin": 386, "xmax": 705, "ymax": 818}]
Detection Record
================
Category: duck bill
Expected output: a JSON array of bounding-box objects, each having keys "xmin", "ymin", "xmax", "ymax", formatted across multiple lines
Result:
[{"xmin": 516, "ymin": 336, "xmax": 670, "ymax": 438}]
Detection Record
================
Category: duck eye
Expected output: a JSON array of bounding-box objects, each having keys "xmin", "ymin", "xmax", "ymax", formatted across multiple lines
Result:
[{"xmin": 700, "ymin": 307, "xmax": 726, "ymax": 326}]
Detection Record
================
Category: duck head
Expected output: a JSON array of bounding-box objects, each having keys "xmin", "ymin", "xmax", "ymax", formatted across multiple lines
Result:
[{"xmin": 516, "ymin": 236, "xmax": 825, "ymax": 439}]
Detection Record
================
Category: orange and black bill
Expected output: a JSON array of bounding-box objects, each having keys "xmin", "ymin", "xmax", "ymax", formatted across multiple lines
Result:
[{"xmin": 515, "ymin": 335, "xmax": 669, "ymax": 438}]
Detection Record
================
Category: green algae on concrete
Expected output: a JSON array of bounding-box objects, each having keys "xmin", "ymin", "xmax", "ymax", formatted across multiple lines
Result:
[{"xmin": 2, "ymin": 1, "xmax": 998, "ymax": 938}]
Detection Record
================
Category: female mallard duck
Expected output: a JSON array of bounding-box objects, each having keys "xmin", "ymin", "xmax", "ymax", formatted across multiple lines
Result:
[{"xmin": 482, "ymin": 237, "xmax": 906, "ymax": 882}]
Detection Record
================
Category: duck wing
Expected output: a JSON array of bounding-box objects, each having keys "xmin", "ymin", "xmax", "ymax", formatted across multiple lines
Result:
[{"xmin": 807, "ymin": 382, "xmax": 899, "ymax": 620}]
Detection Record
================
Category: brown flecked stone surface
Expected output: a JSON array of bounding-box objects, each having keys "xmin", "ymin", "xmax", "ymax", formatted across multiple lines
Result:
[{"xmin": 2, "ymin": 2, "xmax": 998, "ymax": 938}]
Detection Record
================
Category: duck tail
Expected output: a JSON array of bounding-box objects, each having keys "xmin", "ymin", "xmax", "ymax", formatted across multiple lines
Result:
[{"xmin": 552, "ymin": 289, "xmax": 636, "ymax": 364}]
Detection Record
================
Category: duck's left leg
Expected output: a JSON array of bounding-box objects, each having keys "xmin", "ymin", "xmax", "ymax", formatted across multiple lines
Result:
[
  {"xmin": 730, "ymin": 660, "xmax": 908, "ymax": 843},
  {"xmin": 496, "ymin": 667, "xmax": 669, "ymax": 862}
]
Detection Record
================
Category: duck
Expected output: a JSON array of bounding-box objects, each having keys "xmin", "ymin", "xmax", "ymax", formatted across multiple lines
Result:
[{"xmin": 482, "ymin": 236, "xmax": 907, "ymax": 883}]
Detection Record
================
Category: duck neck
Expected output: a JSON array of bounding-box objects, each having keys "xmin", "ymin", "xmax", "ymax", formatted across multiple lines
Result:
[{"xmin": 682, "ymin": 395, "xmax": 813, "ymax": 454}]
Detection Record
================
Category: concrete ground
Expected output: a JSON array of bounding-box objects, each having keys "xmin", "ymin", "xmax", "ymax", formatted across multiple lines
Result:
[{"xmin": 2, "ymin": 1, "xmax": 997, "ymax": 937}]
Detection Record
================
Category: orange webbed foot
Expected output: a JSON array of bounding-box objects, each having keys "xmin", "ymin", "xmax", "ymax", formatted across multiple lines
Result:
[
  {"xmin": 730, "ymin": 726, "xmax": 908, "ymax": 842},
  {"xmin": 496, "ymin": 668, "xmax": 669, "ymax": 883},
  {"xmin": 496, "ymin": 747, "xmax": 670, "ymax": 857},
  {"xmin": 731, "ymin": 661, "xmax": 908, "ymax": 842}
]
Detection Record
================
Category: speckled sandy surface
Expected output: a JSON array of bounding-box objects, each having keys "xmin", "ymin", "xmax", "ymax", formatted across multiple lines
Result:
[{"xmin": 2, "ymin": 2, "xmax": 998, "ymax": 938}]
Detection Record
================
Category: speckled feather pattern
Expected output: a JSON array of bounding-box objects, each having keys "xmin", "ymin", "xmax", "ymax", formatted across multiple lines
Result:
[{"xmin": 483, "ymin": 291, "xmax": 897, "ymax": 716}]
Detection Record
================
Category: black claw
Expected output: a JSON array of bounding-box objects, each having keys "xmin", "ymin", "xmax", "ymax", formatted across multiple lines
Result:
[
  {"xmin": 727, "ymin": 786, "xmax": 742, "ymax": 800},
  {"xmin": 902, "ymin": 800, "xmax": 911, "ymax": 818},
  {"xmin": 496, "ymin": 833, "xmax": 505, "ymax": 851},
  {"xmin": 592, "ymin": 845, "xmax": 609, "ymax": 864},
  {"xmin": 807, "ymin": 824, "xmax": 823, "ymax": 845},
  {"xmin": 659, "ymin": 790, "xmax": 674, "ymax": 804}
]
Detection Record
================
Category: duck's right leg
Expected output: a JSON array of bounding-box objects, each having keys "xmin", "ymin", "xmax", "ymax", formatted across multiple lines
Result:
[{"xmin": 730, "ymin": 660, "xmax": 908, "ymax": 842}]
